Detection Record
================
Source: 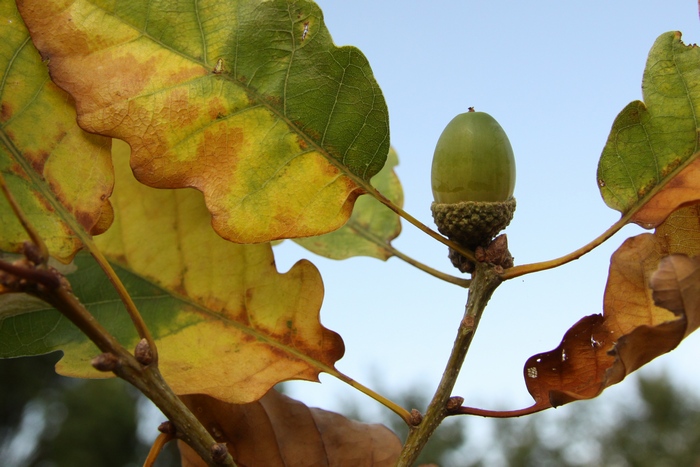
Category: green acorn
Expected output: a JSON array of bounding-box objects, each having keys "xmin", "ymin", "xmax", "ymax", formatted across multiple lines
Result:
[{"xmin": 430, "ymin": 108, "xmax": 516, "ymax": 271}]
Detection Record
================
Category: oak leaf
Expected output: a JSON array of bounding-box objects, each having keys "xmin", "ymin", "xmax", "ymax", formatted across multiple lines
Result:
[
  {"xmin": 473, "ymin": 30, "xmax": 700, "ymax": 418},
  {"xmin": 178, "ymin": 390, "xmax": 401, "ymax": 467},
  {"xmin": 650, "ymin": 254, "xmax": 700, "ymax": 332},
  {"xmin": 598, "ymin": 32, "xmax": 700, "ymax": 228},
  {"xmin": 0, "ymin": 139, "xmax": 344, "ymax": 404},
  {"xmin": 294, "ymin": 147, "xmax": 403, "ymax": 260},
  {"xmin": 17, "ymin": 0, "xmax": 390, "ymax": 244},
  {"xmin": 0, "ymin": 1, "xmax": 112, "ymax": 261},
  {"xmin": 471, "ymin": 205, "xmax": 700, "ymax": 417}
]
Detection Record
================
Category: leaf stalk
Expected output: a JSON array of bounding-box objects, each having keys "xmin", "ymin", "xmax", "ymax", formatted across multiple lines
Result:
[
  {"xmin": 346, "ymin": 218, "xmax": 470, "ymax": 288},
  {"xmin": 84, "ymin": 239, "xmax": 159, "ymax": 364},
  {"xmin": 500, "ymin": 216, "xmax": 628, "ymax": 280},
  {"xmin": 0, "ymin": 167, "xmax": 50, "ymax": 262},
  {"xmin": 328, "ymin": 370, "xmax": 413, "ymax": 425},
  {"xmin": 502, "ymin": 150, "xmax": 700, "ymax": 280},
  {"xmin": 143, "ymin": 431, "xmax": 175, "ymax": 467},
  {"xmin": 372, "ymin": 189, "xmax": 478, "ymax": 263}
]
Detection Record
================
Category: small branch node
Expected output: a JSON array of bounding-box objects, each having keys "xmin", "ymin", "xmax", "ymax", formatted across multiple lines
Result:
[
  {"xmin": 23, "ymin": 241, "xmax": 46, "ymax": 265},
  {"xmin": 461, "ymin": 315, "xmax": 476, "ymax": 328},
  {"xmin": 158, "ymin": 420, "xmax": 177, "ymax": 435},
  {"xmin": 0, "ymin": 257, "xmax": 62, "ymax": 292},
  {"xmin": 135, "ymin": 338, "xmax": 154, "ymax": 366},
  {"xmin": 91, "ymin": 352, "xmax": 120, "ymax": 372},
  {"xmin": 409, "ymin": 409, "xmax": 423, "ymax": 426},
  {"xmin": 210, "ymin": 442, "xmax": 229, "ymax": 465},
  {"xmin": 446, "ymin": 396, "xmax": 465, "ymax": 414}
]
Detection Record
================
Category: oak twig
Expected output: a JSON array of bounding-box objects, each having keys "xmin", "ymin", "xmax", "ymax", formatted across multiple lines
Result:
[
  {"xmin": 396, "ymin": 261, "xmax": 502, "ymax": 465},
  {"xmin": 29, "ymin": 269, "xmax": 236, "ymax": 467},
  {"xmin": 0, "ymin": 157, "xmax": 50, "ymax": 262}
]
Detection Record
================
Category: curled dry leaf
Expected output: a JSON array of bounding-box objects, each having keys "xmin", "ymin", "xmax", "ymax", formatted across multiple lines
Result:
[
  {"xmin": 178, "ymin": 390, "xmax": 401, "ymax": 467},
  {"xmin": 519, "ymin": 206, "xmax": 700, "ymax": 414},
  {"xmin": 650, "ymin": 254, "xmax": 700, "ymax": 332},
  {"xmin": 460, "ymin": 205, "xmax": 700, "ymax": 417}
]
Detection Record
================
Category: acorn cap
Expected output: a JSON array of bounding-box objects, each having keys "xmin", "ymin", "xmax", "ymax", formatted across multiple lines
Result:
[{"xmin": 431, "ymin": 197, "xmax": 516, "ymax": 249}]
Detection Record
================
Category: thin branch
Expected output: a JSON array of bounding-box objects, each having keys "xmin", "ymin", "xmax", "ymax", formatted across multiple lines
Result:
[
  {"xmin": 0, "ymin": 257, "xmax": 61, "ymax": 289},
  {"xmin": 327, "ymin": 369, "xmax": 413, "ymax": 425},
  {"xmin": 396, "ymin": 262, "xmax": 502, "ymax": 465},
  {"xmin": 0, "ymin": 167, "xmax": 232, "ymax": 466},
  {"xmin": 500, "ymin": 216, "xmax": 628, "ymax": 280},
  {"xmin": 501, "ymin": 150, "xmax": 700, "ymax": 280},
  {"xmin": 34, "ymin": 278, "xmax": 236, "ymax": 467},
  {"xmin": 345, "ymin": 220, "xmax": 470, "ymax": 288}
]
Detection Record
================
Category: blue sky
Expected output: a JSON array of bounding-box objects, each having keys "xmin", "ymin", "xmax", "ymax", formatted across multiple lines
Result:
[{"xmin": 275, "ymin": 0, "xmax": 700, "ymax": 437}]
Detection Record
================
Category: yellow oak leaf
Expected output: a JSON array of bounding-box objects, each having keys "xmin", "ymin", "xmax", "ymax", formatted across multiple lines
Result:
[
  {"xmin": 0, "ymin": 1, "xmax": 112, "ymax": 261},
  {"xmin": 17, "ymin": 0, "xmax": 390, "ymax": 243}
]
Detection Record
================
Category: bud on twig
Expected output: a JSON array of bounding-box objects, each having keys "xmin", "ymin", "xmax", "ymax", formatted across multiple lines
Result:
[
  {"xmin": 210, "ymin": 442, "xmax": 229, "ymax": 465},
  {"xmin": 409, "ymin": 409, "xmax": 423, "ymax": 426},
  {"xmin": 23, "ymin": 241, "xmax": 45, "ymax": 265},
  {"xmin": 446, "ymin": 396, "xmax": 465, "ymax": 414},
  {"xmin": 91, "ymin": 352, "xmax": 119, "ymax": 372},
  {"xmin": 158, "ymin": 421, "xmax": 177, "ymax": 435},
  {"xmin": 135, "ymin": 338, "xmax": 154, "ymax": 366}
]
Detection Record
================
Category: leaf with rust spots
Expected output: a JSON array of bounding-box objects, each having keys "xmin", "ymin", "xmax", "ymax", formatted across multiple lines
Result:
[
  {"xmin": 0, "ymin": 2, "xmax": 113, "ymax": 262},
  {"xmin": 0, "ymin": 139, "xmax": 344, "ymax": 404},
  {"xmin": 17, "ymin": 0, "xmax": 390, "ymax": 244},
  {"xmin": 293, "ymin": 147, "xmax": 403, "ymax": 260},
  {"xmin": 178, "ymin": 390, "xmax": 401, "ymax": 467},
  {"xmin": 463, "ymin": 205, "xmax": 700, "ymax": 417},
  {"xmin": 597, "ymin": 32, "xmax": 700, "ymax": 227}
]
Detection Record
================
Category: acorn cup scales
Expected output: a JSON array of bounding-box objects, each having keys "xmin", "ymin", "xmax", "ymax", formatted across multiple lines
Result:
[{"xmin": 430, "ymin": 108, "xmax": 516, "ymax": 272}]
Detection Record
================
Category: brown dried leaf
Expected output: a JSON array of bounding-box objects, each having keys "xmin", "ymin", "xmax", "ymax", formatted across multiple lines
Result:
[
  {"xmin": 650, "ymin": 254, "xmax": 700, "ymax": 333},
  {"xmin": 178, "ymin": 390, "xmax": 401, "ymax": 467},
  {"xmin": 466, "ymin": 205, "xmax": 700, "ymax": 417}
]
